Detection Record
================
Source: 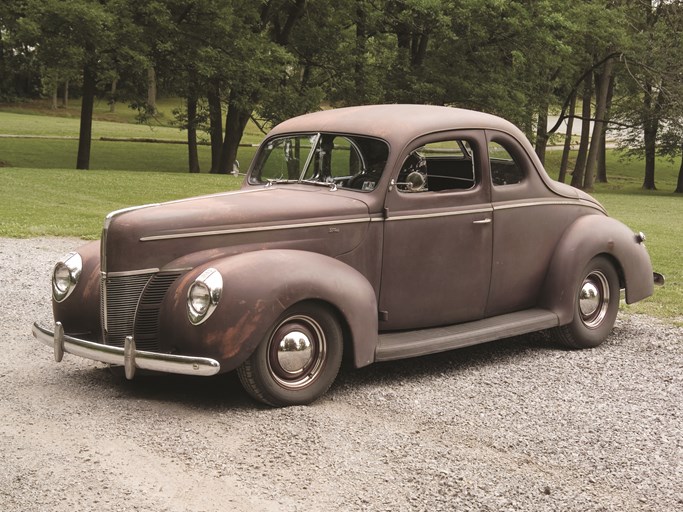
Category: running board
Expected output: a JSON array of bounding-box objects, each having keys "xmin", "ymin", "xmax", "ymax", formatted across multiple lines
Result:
[{"xmin": 375, "ymin": 308, "xmax": 559, "ymax": 362}]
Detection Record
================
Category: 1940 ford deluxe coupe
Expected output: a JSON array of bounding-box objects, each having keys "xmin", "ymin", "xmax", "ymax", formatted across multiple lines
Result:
[{"xmin": 32, "ymin": 105, "xmax": 661, "ymax": 406}]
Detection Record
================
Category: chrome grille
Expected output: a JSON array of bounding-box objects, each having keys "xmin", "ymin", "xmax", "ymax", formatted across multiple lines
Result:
[
  {"xmin": 134, "ymin": 272, "xmax": 182, "ymax": 351},
  {"xmin": 101, "ymin": 272, "xmax": 155, "ymax": 347}
]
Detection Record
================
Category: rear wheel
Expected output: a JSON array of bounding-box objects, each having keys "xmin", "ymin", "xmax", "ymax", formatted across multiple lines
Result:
[
  {"xmin": 552, "ymin": 256, "xmax": 620, "ymax": 349},
  {"xmin": 237, "ymin": 302, "xmax": 343, "ymax": 407}
]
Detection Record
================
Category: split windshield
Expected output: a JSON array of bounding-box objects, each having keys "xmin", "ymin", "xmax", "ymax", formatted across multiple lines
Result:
[{"xmin": 249, "ymin": 133, "xmax": 389, "ymax": 192}]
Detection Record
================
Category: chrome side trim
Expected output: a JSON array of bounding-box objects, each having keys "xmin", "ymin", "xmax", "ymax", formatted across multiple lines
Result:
[
  {"xmin": 137, "ymin": 199, "xmax": 601, "ymax": 241},
  {"xmin": 493, "ymin": 199, "xmax": 604, "ymax": 212},
  {"xmin": 140, "ymin": 217, "xmax": 373, "ymax": 241},
  {"xmin": 385, "ymin": 207, "xmax": 493, "ymax": 222},
  {"xmin": 32, "ymin": 322, "xmax": 221, "ymax": 378}
]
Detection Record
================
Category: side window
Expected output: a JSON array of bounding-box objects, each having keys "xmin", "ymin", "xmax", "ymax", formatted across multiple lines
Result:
[
  {"xmin": 489, "ymin": 141, "xmax": 523, "ymax": 186},
  {"xmin": 398, "ymin": 139, "xmax": 476, "ymax": 193},
  {"xmin": 329, "ymin": 137, "xmax": 362, "ymax": 179}
]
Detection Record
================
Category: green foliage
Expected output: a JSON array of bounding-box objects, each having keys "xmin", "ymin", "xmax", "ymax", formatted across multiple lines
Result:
[{"xmin": 2, "ymin": 0, "xmax": 683, "ymax": 182}]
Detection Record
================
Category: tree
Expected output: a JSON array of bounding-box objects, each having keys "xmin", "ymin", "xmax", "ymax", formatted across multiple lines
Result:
[
  {"xmin": 612, "ymin": 0, "xmax": 683, "ymax": 190},
  {"xmin": 10, "ymin": 0, "xmax": 150, "ymax": 169}
]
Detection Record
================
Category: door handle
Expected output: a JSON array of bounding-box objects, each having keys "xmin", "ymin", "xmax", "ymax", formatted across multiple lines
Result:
[{"xmin": 473, "ymin": 218, "xmax": 492, "ymax": 224}]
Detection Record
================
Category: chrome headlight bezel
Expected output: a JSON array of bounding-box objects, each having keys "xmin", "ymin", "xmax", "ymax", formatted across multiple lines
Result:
[
  {"xmin": 187, "ymin": 268, "xmax": 223, "ymax": 325},
  {"xmin": 52, "ymin": 252, "xmax": 83, "ymax": 303}
]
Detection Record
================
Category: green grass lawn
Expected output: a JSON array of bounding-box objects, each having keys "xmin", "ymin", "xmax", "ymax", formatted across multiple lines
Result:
[
  {"xmin": 544, "ymin": 148, "xmax": 680, "ymax": 193},
  {"xmin": 0, "ymin": 106, "xmax": 262, "ymax": 172},
  {"xmin": 592, "ymin": 193, "xmax": 682, "ymax": 321},
  {"xmin": 0, "ymin": 137, "xmax": 258, "ymax": 172},
  {"xmin": 0, "ymin": 98, "xmax": 267, "ymax": 143},
  {"xmin": 0, "ymin": 168, "xmax": 242, "ymax": 238}
]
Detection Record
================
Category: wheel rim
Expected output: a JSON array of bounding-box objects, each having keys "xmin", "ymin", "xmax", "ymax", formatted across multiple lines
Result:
[
  {"xmin": 578, "ymin": 270, "xmax": 610, "ymax": 329},
  {"xmin": 267, "ymin": 314, "xmax": 327, "ymax": 390}
]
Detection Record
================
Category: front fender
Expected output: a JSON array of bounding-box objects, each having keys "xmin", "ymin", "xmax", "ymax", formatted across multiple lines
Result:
[
  {"xmin": 540, "ymin": 215, "xmax": 654, "ymax": 324},
  {"xmin": 52, "ymin": 240, "xmax": 101, "ymax": 338},
  {"xmin": 158, "ymin": 250, "xmax": 378, "ymax": 372}
]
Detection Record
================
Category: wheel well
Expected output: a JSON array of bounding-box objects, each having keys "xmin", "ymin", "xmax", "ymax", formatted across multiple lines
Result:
[
  {"xmin": 290, "ymin": 299, "xmax": 356, "ymax": 366},
  {"xmin": 599, "ymin": 253, "xmax": 626, "ymax": 290}
]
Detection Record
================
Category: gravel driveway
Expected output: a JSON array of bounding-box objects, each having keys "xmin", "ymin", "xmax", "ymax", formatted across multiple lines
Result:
[{"xmin": 1, "ymin": 237, "xmax": 681, "ymax": 511}]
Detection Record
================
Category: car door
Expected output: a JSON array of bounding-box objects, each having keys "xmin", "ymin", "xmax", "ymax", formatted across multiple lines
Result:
[
  {"xmin": 378, "ymin": 130, "xmax": 493, "ymax": 331},
  {"xmin": 484, "ymin": 130, "xmax": 587, "ymax": 317}
]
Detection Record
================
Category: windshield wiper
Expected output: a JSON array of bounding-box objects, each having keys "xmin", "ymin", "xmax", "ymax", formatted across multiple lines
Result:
[
  {"xmin": 265, "ymin": 178, "xmax": 298, "ymax": 187},
  {"xmin": 301, "ymin": 179, "xmax": 338, "ymax": 191}
]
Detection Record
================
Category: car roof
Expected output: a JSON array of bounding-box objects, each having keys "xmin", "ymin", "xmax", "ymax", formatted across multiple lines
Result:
[{"xmin": 268, "ymin": 104, "xmax": 526, "ymax": 147}]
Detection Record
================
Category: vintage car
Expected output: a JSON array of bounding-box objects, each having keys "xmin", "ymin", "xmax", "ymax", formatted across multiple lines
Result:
[{"xmin": 33, "ymin": 104, "xmax": 661, "ymax": 406}]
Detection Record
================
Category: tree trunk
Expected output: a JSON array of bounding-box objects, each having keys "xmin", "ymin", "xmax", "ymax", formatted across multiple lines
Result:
[
  {"xmin": 583, "ymin": 58, "xmax": 614, "ymax": 191},
  {"xmin": 207, "ymin": 78, "xmax": 223, "ymax": 173},
  {"xmin": 675, "ymin": 146, "xmax": 683, "ymax": 193},
  {"xmin": 62, "ymin": 80, "xmax": 69, "ymax": 108},
  {"xmin": 187, "ymin": 92, "xmax": 200, "ymax": 173},
  {"xmin": 51, "ymin": 84, "xmax": 58, "ymax": 109},
  {"xmin": 571, "ymin": 74, "xmax": 593, "ymax": 189},
  {"xmin": 558, "ymin": 93, "xmax": 576, "ymax": 184},
  {"xmin": 219, "ymin": 94, "xmax": 251, "ymax": 174},
  {"xmin": 641, "ymin": 85, "xmax": 663, "ymax": 190},
  {"xmin": 76, "ymin": 63, "xmax": 96, "ymax": 170},
  {"xmin": 109, "ymin": 79, "xmax": 117, "ymax": 113},
  {"xmin": 147, "ymin": 67, "xmax": 157, "ymax": 114},
  {"xmin": 642, "ymin": 126, "xmax": 657, "ymax": 190},
  {"xmin": 597, "ymin": 74, "xmax": 615, "ymax": 183},
  {"xmin": 534, "ymin": 102, "xmax": 549, "ymax": 165}
]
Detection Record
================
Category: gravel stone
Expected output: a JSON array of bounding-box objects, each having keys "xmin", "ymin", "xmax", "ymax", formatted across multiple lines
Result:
[{"xmin": 1, "ymin": 237, "xmax": 681, "ymax": 511}]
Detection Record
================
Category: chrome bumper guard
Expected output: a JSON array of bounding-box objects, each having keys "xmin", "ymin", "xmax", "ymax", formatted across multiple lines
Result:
[{"xmin": 32, "ymin": 322, "xmax": 221, "ymax": 380}]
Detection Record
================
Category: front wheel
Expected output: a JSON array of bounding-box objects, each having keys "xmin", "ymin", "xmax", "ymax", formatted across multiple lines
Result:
[
  {"xmin": 237, "ymin": 302, "xmax": 343, "ymax": 407},
  {"xmin": 552, "ymin": 256, "xmax": 620, "ymax": 349}
]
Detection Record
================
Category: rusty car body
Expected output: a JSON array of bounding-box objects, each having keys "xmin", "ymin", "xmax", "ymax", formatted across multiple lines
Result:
[{"xmin": 32, "ymin": 105, "xmax": 660, "ymax": 406}]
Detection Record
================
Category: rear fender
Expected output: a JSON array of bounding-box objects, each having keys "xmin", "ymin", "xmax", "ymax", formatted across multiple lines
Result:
[
  {"xmin": 158, "ymin": 249, "xmax": 378, "ymax": 372},
  {"xmin": 540, "ymin": 215, "xmax": 654, "ymax": 324}
]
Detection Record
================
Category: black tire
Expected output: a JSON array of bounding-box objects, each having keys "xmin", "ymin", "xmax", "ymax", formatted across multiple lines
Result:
[
  {"xmin": 237, "ymin": 302, "xmax": 343, "ymax": 407},
  {"xmin": 552, "ymin": 256, "xmax": 620, "ymax": 349}
]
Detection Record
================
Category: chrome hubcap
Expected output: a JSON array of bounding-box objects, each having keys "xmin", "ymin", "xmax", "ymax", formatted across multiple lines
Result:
[
  {"xmin": 579, "ymin": 271, "xmax": 610, "ymax": 329},
  {"xmin": 268, "ymin": 315, "xmax": 326, "ymax": 390},
  {"xmin": 276, "ymin": 331, "xmax": 314, "ymax": 374}
]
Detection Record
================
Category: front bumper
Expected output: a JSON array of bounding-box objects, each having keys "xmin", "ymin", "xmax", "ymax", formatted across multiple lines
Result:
[{"xmin": 32, "ymin": 322, "xmax": 221, "ymax": 379}]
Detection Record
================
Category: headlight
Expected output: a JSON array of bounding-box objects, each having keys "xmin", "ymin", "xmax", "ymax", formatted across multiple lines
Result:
[
  {"xmin": 52, "ymin": 252, "xmax": 83, "ymax": 302},
  {"xmin": 187, "ymin": 268, "xmax": 222, "ymax": 325}
]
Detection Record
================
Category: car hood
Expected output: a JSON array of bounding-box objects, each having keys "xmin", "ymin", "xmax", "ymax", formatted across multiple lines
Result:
[{"xmin": 102, "ymin": 186, "xmax": 372, "ymax": 273}]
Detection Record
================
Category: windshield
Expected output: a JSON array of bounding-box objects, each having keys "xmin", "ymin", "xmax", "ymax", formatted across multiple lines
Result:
[{"xmin": 249, "ymin": 133, "xmax": 389, "ymax": 191}]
